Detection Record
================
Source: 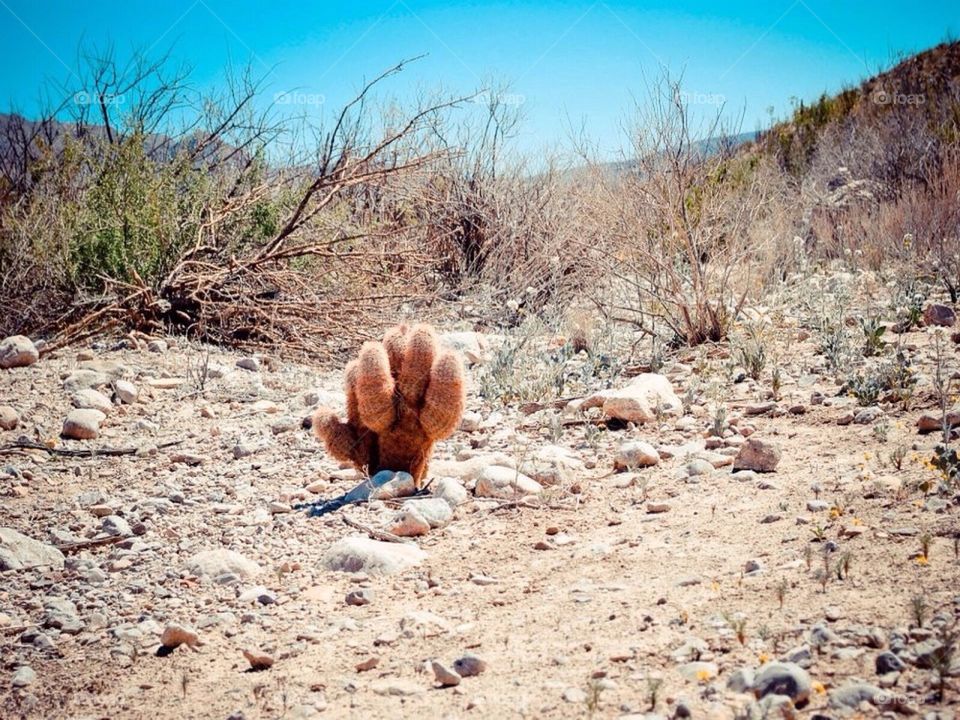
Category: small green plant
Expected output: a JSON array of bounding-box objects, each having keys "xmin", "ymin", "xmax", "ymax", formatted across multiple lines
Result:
[
  {"xmin": 889, "ymin": 444, "xmax": 908, "ymax": 471},
  {"xmin": 920, "ymin": 532, "xmax": 933, "ymax": 561},
  {"xmin": 835, "ymin": 551, "xmax": 852, "ymax": 580},
  {"xmin": 846, "ymin": 371, "xmax": 882, "ymax": 406},
  {"xmin": 711, "ymin": 403, "xmax": 727, "ymax": 437},
  {"xmin": 933, "ymin": 445, "xmax": 960, "ymax": 491},
  {"xmin": 646, "ymin": 676, "xmax": 663, "ymax": 710},
  {"xmin": 803, "ymin": 544, "xmax": 813, "ymax": 570},
  {"xmin": 859, "ymin": 316, "xmax": 886, "ymax": 356},
  {"xmin": 910, "ymin": 594, "xmax": 928, "ymax": 628},
  {"xmin": 724, "ymin": 612, "xmax": 748, "ymax": 645},
  {"xmin": 770, "ymin": 366, "xmax": 782, "ymax": 400},
  {"xmin": 873, "ymin": 420, "xmax": 890, "ymax": 444},
  {"xmin": 776, "ymin": 578, "xmax": 788, "ymax": 609},
  {"xmin": 930, "ymin": 621, "xmax": 958, "ymax": 704},
  {"xmin": 735, "ymin": 327, "xmax": 767, "ymax": 380},
  {"xmin": 811, "ymin": 524, "xmax": 827, "ymax": 542}
]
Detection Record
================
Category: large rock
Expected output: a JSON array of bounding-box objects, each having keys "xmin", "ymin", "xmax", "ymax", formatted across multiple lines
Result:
[
  {"xmin": 924, "ymin": 304, "xmax": 956, "ymax": 327},
  {"xmin": 614, "ymin": 440, "xmax": 660, "ymax": 470},
  {"xmin": 431, "ymin": 453, "xmax": 516, "ymax": 481},
  {"xmin": 732, "ymin": 438, "xmax": 781, "ymax": 473},
  {"xmin": 752, "ymin": 662, "xmax": 811, "ymax": 704},
  {"xmin": 583, "ymin": 373, "xmax": 682, "ymax": 424},
  {"xmin": 431, "ymin": 477, "xmax": 468, "ymax": 507},
  {"xmin": 0, "ymin": 335, "xmax": 38, "ymax": 369},
  {"xmin": 474, "ymin": 466, "xmax": 542, "ymax": 498},
  {"xmin": 322, "ymin": 536, "xmax": 426, "ymax": 575},
  {"xmin": 0, "ymin": 528, "xmax": 65, "ymax": 571},
  {"xmin": 186, "ymin": 549, "xmax": 262, "ymax": 579},
  {"xmin": 917, "ymin": 410, "xmax": 960, "ymax": 433},
  {"xmin": 401, "ymin": 498, "xmax": 453, "ymax": 528},
  {"xmin": 62, "ymin": 409, "xmax": 106, "ymax": 440}
]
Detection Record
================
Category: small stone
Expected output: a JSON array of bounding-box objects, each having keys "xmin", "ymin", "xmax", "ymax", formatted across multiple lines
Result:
[
  {"xmin": 453, "ymin": 654, "xmax": 487, "ymax": 677},
  {"xmin": 101, "ymin": 515, "xmax": 131, "ymax": 536},
  {"xmin": 160, "ymin": 624, "xmax": 200, "ymax": 649},
  {"xmin": 233, "ymin": 442, "xmax": 257, "ymax": 459},
  {"xmin": 647, "ymin": 502, "xmax": 671, "ymax": 514},
  {"xmin": 236, "ymin": 356, "xmax": 261, "ymax": 371},
  {"xmin": 114, "ymin": 380, "xmax": 138, "ymax": 404},
  {"xmin": 828, "ymin": 682, "xmax": 883, "ymax": 709},
  {"xmin": 187, "ymin": 549, "xmax": 262, "ymax": 579},
  {"xmin": 876, "ymin": 651, "xmax": 905, "ymax": 674},
  {"xmin": 854, "ymin": 406, "xmax": 885, "ymax": 424},
  {"xmin": 562, "ymin": 687, "xmax": 587, "ymax": 703},
  {"xmin": 242, "ymin": 649, "xmax": 274, "ymax": 671},
  {"xmin": 432, "ymin": 660, "xmax": 462, "ymax": 687},
  {"xmin": 0, "ymin": 405, "xmax": 18, "ymax": 430},
  {"xmin": 147, "ymin": 339, "xmax": 168, "ymax": 353},
  {"xmin": 678, "ymin": 661, "xmax": 718, "ymax": 681},
  {"xmin": 0, "ymin": 528, "xmax": 65, "ymax": 571},
  {"xmin": 431, "ymin": 477, "xmax": 468, "ymax": 507},
  {"xmin": 743, "ymin": 559, "xmax": 763, "ymax": 574},
  {"xmin": 11, "ymin": 665, "xmax": 36, "ymax": 687},
  {"xmin": 474, "ymin": 466, "xmax": 542, "ymax": 498},
  {"xmin": 732, "ymin": 438, "xmax": 781, "ymax": 473},
  {"xmin": 370, "ymin": 679, "xmax": 423, "ymax": 696},
  {"xmin": 727, "ymin": 667, "xmax": 755, "ymax": 693},
  {"xmin": 0, "ymin": 335, "xmax": 39, "ymax": 369},
  {"xmin": 924, "ymin": 304, "xmax": 956, "ymax": 327},
  {"xmin": 807, "ymin": 499, "xmax": 829, "ymax": 512},
  {"xmin": 752, "ymin": 662, "xmax": 811, "ymax": 703},
  {"xmin": 71, "ymin": 388, "xmax": 113, "ymax": 414},
  {"xmin": 345, "ymin": 588, "xmax": 374, "ymax": 606},
  {"xmin": 355, "ymin": 656, "xmax": 379, "ymax": 672},
  {"xmin": 62, "ymin": 409, "xmax": 106, "ymax": 440},
  {"xmin": 614, "ymin": 440, "xmax": 660, "ymax": 470}
]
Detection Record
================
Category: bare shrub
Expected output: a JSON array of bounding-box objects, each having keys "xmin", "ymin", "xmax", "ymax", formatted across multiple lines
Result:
[{"xmin": 579, "ymin": 74, "xmax": 782, "ymax": 345}]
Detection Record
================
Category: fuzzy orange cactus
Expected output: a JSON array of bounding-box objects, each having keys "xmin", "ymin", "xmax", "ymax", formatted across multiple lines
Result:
[{"xmin": 313, "ymin": 323, "xmax": 466, "ymax": 485}]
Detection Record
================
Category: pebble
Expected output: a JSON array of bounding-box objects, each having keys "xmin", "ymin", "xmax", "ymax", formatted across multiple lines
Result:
[
  {"xmin": 114, "ymin": 379, "xmax": 138, "ymax": 404},
  {"xmin": 71, "ymin": 388, "xmax": 113, "ymax": 414},
  {"xmin": 160, "ymin": 624, "xmax": 200, "ymax": 649},
  {"xmin": 752, "ymin": 662, "xmax": 811, "ymax": 703},
  {"xmin": 732, "ymin": 438, "xmax": 781, "ymax": 473},
  {"xmin": 102, "ymin": 515, "xmax": 131, "ymax": 536},
  {"xmin": 473, "ymin": 466, "xmax": 542, "ymax": 498},
  {"xmin": 236, "ymin": 357, "xmax": 261, "ymax": 371},
  {"xmin": 614, "ymin": 440, "xmax": 660, "ymax": 470},
  {"xmin": 11, "ymin": 665, "xmax": 36, "ymax": 687},
  {"xmin": 62, "ymin": 409, "xmax": 106, "ymax": 439},
  {"xmin": 345, "ymin": 588, "xmax": 374, "ymax": 606},
  {"xmin": 875, "ymin": 651, "xmax": 905, "ymax": 674},
  {"xmin": 0, "ymin": 405, "xmax": 19, "ymax": 430},
  {"xmin": 0, "ymin": 335, "xmax": 39, "ymax": 368},
  {"xmin": 186, "ymin": 549, "xmax": 262, "ymax": 579},
  {"xmin": 242, "ymin": 649, "xmax": 274, "ymax": 671},
  {"xmin": 431, "ymin": 660, "xmax": 462, "ymax": 687},
  {"xmin": 453, "ymin": 654, "xmax": 487, "ymax": 677}
]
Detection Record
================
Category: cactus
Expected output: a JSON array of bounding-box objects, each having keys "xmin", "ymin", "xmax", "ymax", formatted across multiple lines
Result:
[{"xmin": 313, "ymin": 323, "xmax": 465, "ymax": 485}]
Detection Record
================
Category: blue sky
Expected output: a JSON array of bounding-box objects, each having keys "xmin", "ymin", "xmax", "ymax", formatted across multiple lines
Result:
[{"xmin": 0, "ymin": 1, "xmax": 956, "ymax": 158}]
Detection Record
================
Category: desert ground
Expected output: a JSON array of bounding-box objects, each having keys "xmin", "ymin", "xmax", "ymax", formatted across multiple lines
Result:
[{"xmin": 1, "ymin": 270, "xmax": 959, "ymax": 720}]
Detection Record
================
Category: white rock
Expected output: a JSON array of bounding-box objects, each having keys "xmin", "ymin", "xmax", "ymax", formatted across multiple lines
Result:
[
  {"xmin": 440, "ymin": 331, "xmax": 489, "ymax": 365},
  {"xmin": 0, "ymin": 528, "xmax": 65, "ymax": 571},
  {"xmin": 186, "ymin": 549, "xmax": 262, "ymax": 579},
  {"xmin": 583, "ymin": 373, "xmax": 682, "ymax": 423},
  {"xmin": 402, "ymin": 498, "xmax": 453, "ymax": 527},
  {"xmin": 63, "ymin": 369, "xmax": 110, "ymax": 392},
  {"xmin": 11, "ymin": 665, "xmax": 36, "ymax": 687},
  {"xmin": 322, "ymin": 536, "xmax": 426, "ymax": 575},
  {"xmin": 431, "ymin": 453, "xmax": 516, "ymax": 481},
  {"xmin": 114, "ymin": 379, "xmax": 138, "ymax": 404},
  {"xmin": 0, "ymin": 405, "xmax": 18, "ymax": 431},
  {"xmin": 459, "ymin": 410, "xmax": 482, "ymax": 432},
  {"xmin": 520, "ymin": 444, "xmax": 584, "ymax": 485},
  {"xmin": 387, "ymin": 507, "xmax": 431, "ymax": 537},
  {"xmin": 62, "ymin": 409, "xmax": 106, "ymax": 439},
  {"xmin": 0, "ymin": 335, "xmax": 38, "ymax": 369},
  {"xmin": 400, "ymin": 610, "xmax": 451, "ymax": 637},
  {"xmin": 474, "ymin": 466, "xmax": 542, "ymax": 498},
  {"xmin": 71, "ymin": 388, "xmax": 113, "ymax": 414},
  {"xmin": 614, "ymin": 440, "xmax": 660, "ymax": 470},
  {"xmin": 431, "ymin": 477, "xmax": 468, "ymax": 507}
]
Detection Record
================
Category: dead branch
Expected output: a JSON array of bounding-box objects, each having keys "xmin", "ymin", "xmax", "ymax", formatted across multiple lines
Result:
[{"xmin": 0, "ymin": 439, "xmax": 183, "ymax": 458}]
